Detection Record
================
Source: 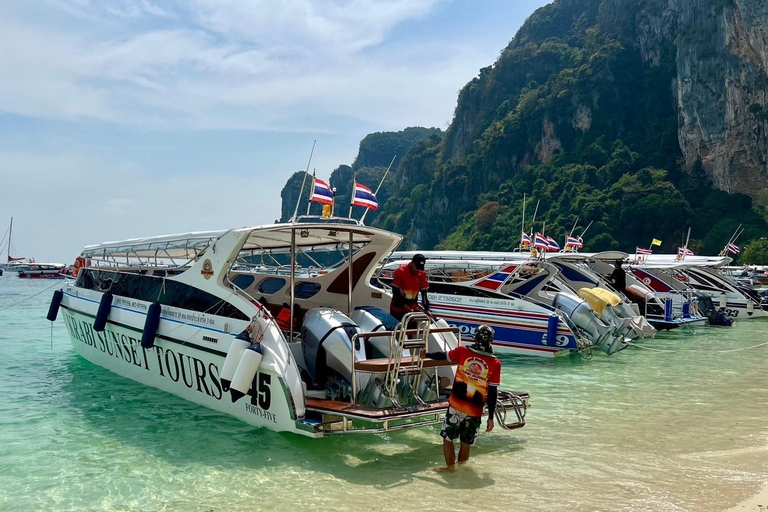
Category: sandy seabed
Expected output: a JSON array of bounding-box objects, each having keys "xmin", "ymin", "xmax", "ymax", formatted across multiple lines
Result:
[{"xmin": 726, "ymin": 484, "xmax": 768, "ymax": 512}]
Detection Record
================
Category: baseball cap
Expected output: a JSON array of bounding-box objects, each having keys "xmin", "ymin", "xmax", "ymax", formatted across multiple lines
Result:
[{"xmin": 412, "ymin": 253, "xmax": 426, "ymax": 270}]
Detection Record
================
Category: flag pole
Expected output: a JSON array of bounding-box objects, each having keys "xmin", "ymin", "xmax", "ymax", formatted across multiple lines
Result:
[
  {"xmin": 732, "ymin": 226, "xmax": 745, "ymax": 247},
  {"xmin": 520, "ymin": 193, "xmax": 526, "ymax": 250},
  {"xmin": 360, "ymin": 155, "xmax": 396, "ymax": 224},
  {"xmin": 567, "ymin": 217, "xmax": 578, "ymax": 237},
  {"xmin": 529, "ymin": 199, "xmax": 540, "ymax": 235},
  {"xmin": 720, "ymin": 224, "xmax": 742, "ymax": 256},
  {"xmin": 566, "ymin": 217, "xmax": 578, "ymax": 250},
  {"xmin": 291, "ymin": 140, "xmax": 316, "ymax": 222},
  {"xmin": 578, "ymin": 220, "xmax": 593, "ymax": 239},
  {"xmin": 541, "ymin": 221, "xmax": 547, "ymax": 260},
  {"xmin": 305, "ymin": 170, "xmax": 315, "ymax": 216},
  {"xmin": 348, "ymin": 174, "xmax": 356, "ymax": 218},
  {"xmin": 682, "ymin": 226, "xmax": 691, "ymax": 260}
]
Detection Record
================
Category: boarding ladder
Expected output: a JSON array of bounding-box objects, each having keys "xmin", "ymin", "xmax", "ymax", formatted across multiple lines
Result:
[
  {"xmin": 385, "ymin": 312, "xmax": 432, "ymax": 407},
  {"xmin": 351, "ymin": 312, "xmax": 452, "ymax": 408}
]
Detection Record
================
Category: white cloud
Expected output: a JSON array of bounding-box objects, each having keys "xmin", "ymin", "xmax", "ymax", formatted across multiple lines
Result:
[
  {"xmin": 0, "ymin": 1, "xmax": 546, "ymax": 263},
  {"xmin": 0, "ymin": 1, "xmax": 489, "ymax": 131}
]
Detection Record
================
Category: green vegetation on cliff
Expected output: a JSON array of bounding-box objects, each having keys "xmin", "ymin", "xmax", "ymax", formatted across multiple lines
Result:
[{"xmin": 280, "ymin": 0, "xmax": 768, "ymax": 262}]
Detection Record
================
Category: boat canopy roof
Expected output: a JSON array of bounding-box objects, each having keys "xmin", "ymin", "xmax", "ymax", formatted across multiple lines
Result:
[
  {"xmin": 82, "ymin": 230, "xmax": 228, "ymax": 260},
  {"xmin": 551, "ymin": 251, "xmax": 629, "ymax": 262},
  {"xmin": 391, "ymin": 250, "xmax": 529, "ymax": 262},
  {"xmin": 381, "ymin": 258, "xmax": 514, "ymax": 270},
  {"xmin": 632, "ymin": 254, "xmax": 732, "ymax": 267},
  {"xmin": 82, "ymin": 218, "xmax": 400, "ymax": 263}
]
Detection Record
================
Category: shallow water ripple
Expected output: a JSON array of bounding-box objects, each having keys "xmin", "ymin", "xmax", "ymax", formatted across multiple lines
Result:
[{"xmin": 1, "ymin": 277, "xmax": 767, "ymax": 511}]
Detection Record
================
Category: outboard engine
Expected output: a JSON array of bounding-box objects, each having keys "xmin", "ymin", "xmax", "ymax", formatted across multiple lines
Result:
[
  {"xmin": 350, "ymin": 307, "xmax": 397, "ymax": 359},
  {"xmin": 696, "ymin": 294, "xmax": 732, "ymax": 326},
  {"xmin": 553, "ymin": 292, "xmax": 618, "ymax": 354},
  {"xmin": 301, "ymin": 308, "xmax": 363, "ymax": 390}
]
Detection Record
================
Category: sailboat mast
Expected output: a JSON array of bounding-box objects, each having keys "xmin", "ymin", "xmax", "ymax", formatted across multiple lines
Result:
[{"xmin": 7, "ymin": 217, "xmax": 12, "ymax": 263}]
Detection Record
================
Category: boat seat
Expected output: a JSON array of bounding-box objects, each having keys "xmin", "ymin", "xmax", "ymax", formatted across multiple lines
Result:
[{"xmin": 354, "ymin": 356, "xmax": 454, "ymax": 373}]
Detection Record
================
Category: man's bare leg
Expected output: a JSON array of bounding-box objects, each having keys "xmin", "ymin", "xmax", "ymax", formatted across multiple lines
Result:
[
  {"xmin": 443, "ymin": 439, "xmax": 456, "ymax": 467},
  {"xmin": 457, "ymin": 442, "xmax": 471, "ymax": 463}
]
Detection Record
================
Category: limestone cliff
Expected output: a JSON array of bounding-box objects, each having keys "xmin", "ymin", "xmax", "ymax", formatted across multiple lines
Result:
[
  {"xmin": 674, "ymin": 0, "xmax": 768, "ymax": 194},
  {"xmin": 444, "ymin": 0, "xmax": 768, "ymax": 198}
]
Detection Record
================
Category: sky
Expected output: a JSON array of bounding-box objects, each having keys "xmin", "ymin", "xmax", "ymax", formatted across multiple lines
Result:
[{"xmin": 0, "ymin": 0, "xmax": 551, "ymax": 264}]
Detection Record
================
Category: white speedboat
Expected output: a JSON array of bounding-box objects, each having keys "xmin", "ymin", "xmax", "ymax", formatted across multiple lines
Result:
[
  {"xmin": 381, "ymin": 251, "xmax": 643, "ymax": 356},
  {"xmin": 48, "ymin": 217, "xmax": 529, "ymax": 438},
  {"xmin": 637, "ymin": 255, "xmax": 768, "ymax": 320},
  {"xmin": 18, "ymin": 262, "xmax": 66, "ymax": 279},
  {"xmin": 376, "ymin": 258, "xmax": 605, "ymax": 357},
  {"xmin": 548, "ymin": 252, "xmax": 705, "ymax": 330}
]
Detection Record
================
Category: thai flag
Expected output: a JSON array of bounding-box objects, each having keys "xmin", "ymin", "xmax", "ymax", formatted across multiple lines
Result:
[
  {"xmin": 546, "ymin": 236, "xmax": 560, "ymax": 251},
  {"xmin": 534, "ymin": 233, "xmax": 549, "ymax": 250},
  {"xmin": 521, "ymin": 232, "xmax": 531, "ymax": 247},
  {"xmin": 636, "ymin": 247, "xmax": 653, "ymax": 255},
  {"xmin": 351, "ymin": 183, "xmax": 378, "ymax": 210},
  {"xmin": 727, "ymin": 243, "xmax": 740, "ymax": 255},
  {"xmin": 310, "ymin": 177, "xmax": 333, "ymax": 205},
  {"xmin": 565, "ymin": 235, "xmax": 583, "ymax": 249},
  {"xmin": 678, "ymin": 247, "xmax": 694, "ymax": 257}
]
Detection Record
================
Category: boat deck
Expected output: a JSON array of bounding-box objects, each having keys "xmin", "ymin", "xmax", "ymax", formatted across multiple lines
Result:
[{"xmin": 305, "ymin": 398, "xmax": 449, "ymax": 420}]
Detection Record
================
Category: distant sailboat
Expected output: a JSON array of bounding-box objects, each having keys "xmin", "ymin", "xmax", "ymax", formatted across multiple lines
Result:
[{"xmin": 1, "ymin": 217, "xmax": 33, "ymax": 272}]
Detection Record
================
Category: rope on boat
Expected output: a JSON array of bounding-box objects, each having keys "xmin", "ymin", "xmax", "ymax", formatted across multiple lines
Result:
[
  {"xmin": 623, "ymin": 340, "xmax": 676, "ymax": 352},
  {"xmin": 627, "ymin": 339, "xmax": 768, "ymax": 353},
  {"xmin": 716, "ymin": 341, "xmax": 768, "ymax": 352},
  {"xmin": 0, "ymin": 279, "xmax": 63, "ymax": 312}
]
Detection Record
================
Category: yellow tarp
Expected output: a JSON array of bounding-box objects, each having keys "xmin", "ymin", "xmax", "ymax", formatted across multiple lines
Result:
[{"xmin": 577, "ymin": 287, "xmax": 621, "ymax": 316}]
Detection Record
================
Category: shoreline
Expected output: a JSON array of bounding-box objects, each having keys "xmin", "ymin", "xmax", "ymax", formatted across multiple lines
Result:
[{"xmin": 726, "ymin": 483, "xmax": 768, "ymax": 512}]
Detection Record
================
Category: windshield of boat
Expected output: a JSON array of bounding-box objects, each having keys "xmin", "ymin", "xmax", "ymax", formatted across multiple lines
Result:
[{"xmin": 233, "ymin": 241, "xmax": 371, "ymax": 277}]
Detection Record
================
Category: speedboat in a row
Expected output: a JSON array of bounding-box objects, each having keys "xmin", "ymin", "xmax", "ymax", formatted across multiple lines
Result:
[
  {"xmin": 377, "ymin": 250, "xmax": 662, "ymax": 358},
  {"xmin": 376, "ymin": 248, "xmax": 766, "ymax": 358},
  {"xmin": 48, "ymin": 217, "xmax": 529, "ymax": 438}
]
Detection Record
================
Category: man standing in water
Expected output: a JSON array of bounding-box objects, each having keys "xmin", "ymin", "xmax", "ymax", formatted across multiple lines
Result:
[
  {"xmin": 389, "ymin": 253, "xmax": 430, "ymax": 321},
  {"xmin": 427, "ymin": 325, "xmax": 501, "ymax": 470}
]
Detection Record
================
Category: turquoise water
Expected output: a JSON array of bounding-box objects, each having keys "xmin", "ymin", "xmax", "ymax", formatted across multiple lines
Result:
[{"xmin": 1, "ymin": 276, "xmax": 767, "ymax": 512}]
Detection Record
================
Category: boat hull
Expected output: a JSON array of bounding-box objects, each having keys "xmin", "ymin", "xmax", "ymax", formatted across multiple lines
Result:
[
  {"xmin": 700, "ymin": 295, "xmax": 768, "ymax": 319},
  {"xmin": 60, "ymin": 292, "xmax": 317, "ymax": 438},
  {"xmin": 19, "ymin": 270, "xmax": 65, "ymax": 279},
  {"xmin": 428, "ymin": 293, "xmax": 580, "ymax": 357}
]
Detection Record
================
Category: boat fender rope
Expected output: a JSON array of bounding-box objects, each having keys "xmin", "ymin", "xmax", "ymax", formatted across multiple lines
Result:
[{"xmin": 0, "ymin": 279, "xmax": 62, "ymax": 312}]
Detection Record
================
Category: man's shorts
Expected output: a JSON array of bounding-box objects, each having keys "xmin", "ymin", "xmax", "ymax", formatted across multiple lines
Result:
[{"xmin": 440, "ymin": 406, "xmax": 482, "ymax": 445}]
